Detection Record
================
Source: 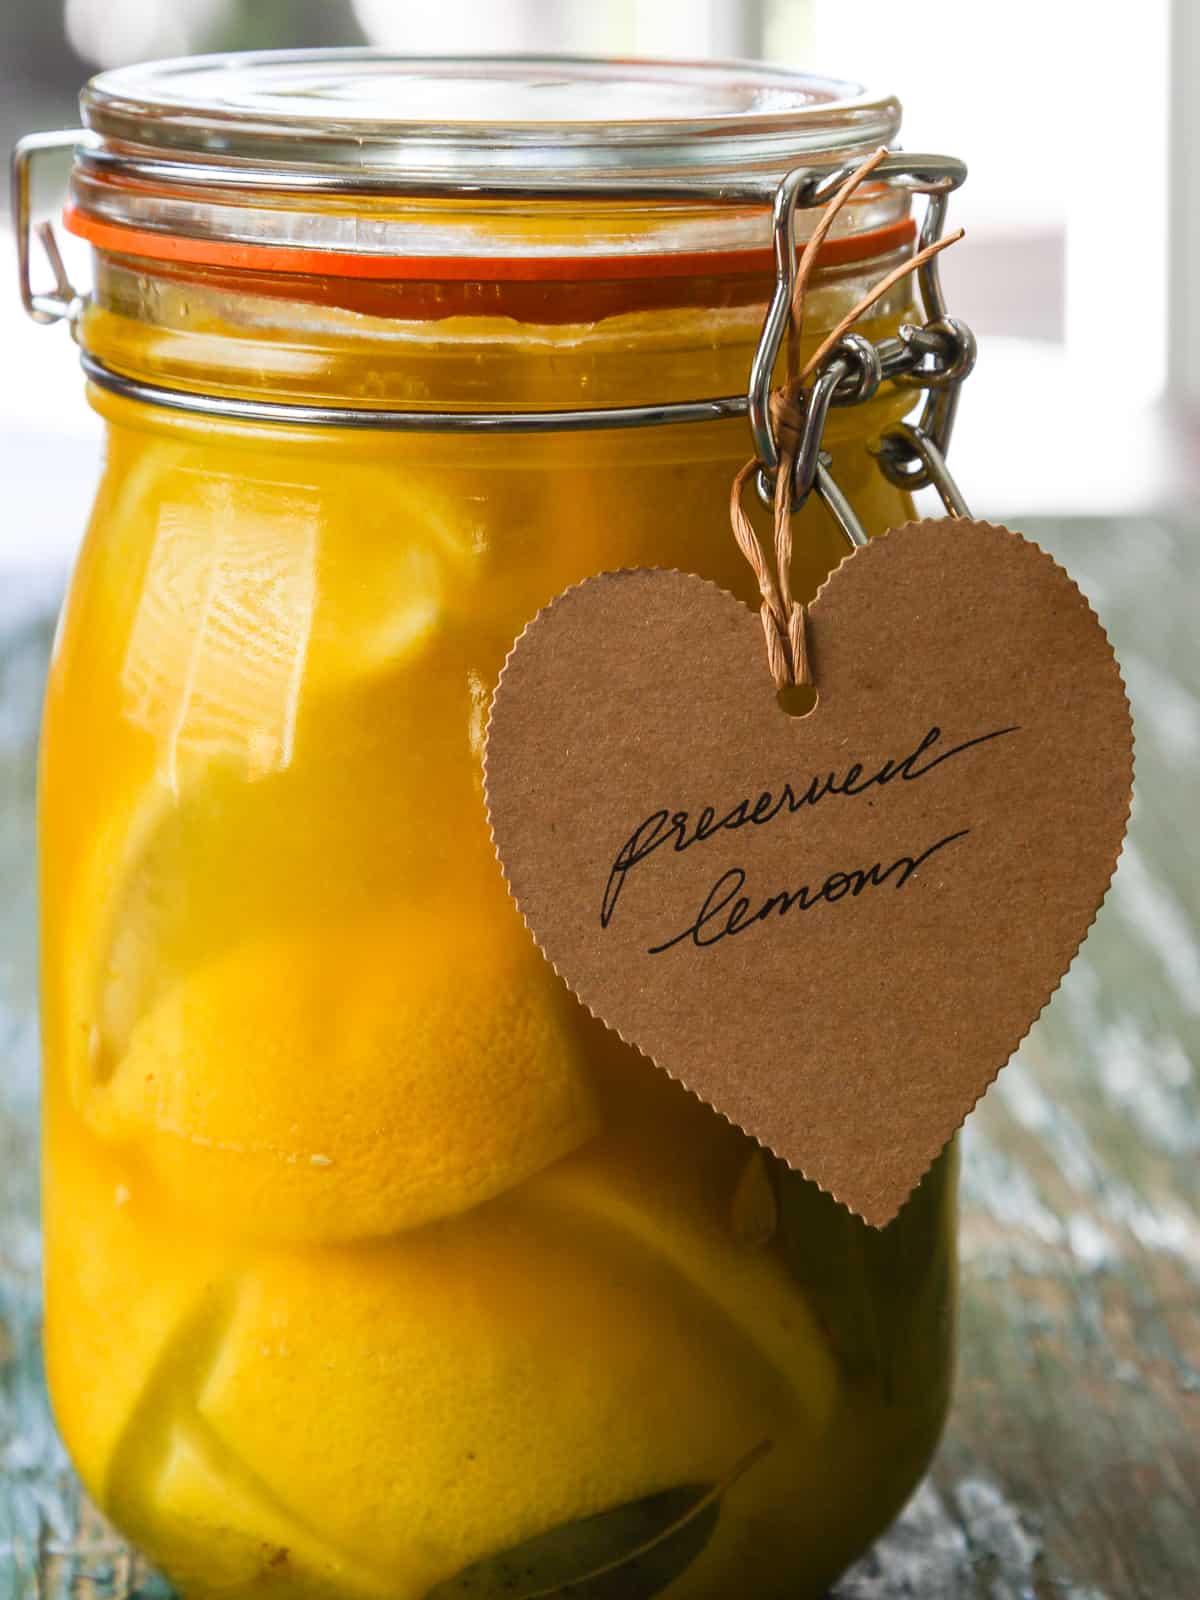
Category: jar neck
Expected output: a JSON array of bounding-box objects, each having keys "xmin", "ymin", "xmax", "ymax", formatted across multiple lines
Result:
[{"xmin": 80, "ymin": 244, "xmax": 918, "ymax": 433}]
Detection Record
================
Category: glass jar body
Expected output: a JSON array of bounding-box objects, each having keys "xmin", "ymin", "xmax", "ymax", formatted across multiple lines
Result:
[{"xmin": 39, "ymin": 268, "xmax": 957, "ymax": 1600}]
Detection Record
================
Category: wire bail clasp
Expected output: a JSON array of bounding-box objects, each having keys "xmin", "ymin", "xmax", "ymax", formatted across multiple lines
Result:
[
  {"xmin": 746, "ymin": 150, "xmax": 975, "ymax": 542},
  {"xmin": 12, "ymin": 129, "xmax": 86, "ymax": 326}
]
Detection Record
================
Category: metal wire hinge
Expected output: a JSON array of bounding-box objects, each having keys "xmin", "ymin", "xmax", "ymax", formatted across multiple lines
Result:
[
  {"xmin": 12, "ymin": 132, "xmax": 976, "ymax": 521},
  {"xmin": 12, "ymin": 130, "xmax": 86, "ymax": 324},
  {"xmin": 747, "ymin": 154, "xmax": 976, "ymax": 541}
]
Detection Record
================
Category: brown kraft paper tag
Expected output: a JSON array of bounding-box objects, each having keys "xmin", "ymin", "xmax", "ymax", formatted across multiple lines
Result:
[{"xmin": 483, "ymin": 519, "xmax": 1134, "ymax": 1225}]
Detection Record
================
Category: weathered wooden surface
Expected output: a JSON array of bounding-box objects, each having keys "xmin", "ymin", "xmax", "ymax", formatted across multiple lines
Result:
[{"xmin": 2, "ymin": 514, "xmax": 1198, "ymax": 1598}]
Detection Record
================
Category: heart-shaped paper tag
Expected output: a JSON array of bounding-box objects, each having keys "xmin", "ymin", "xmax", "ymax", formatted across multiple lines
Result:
[{"xmin": 484, "ymin": 519, "xmax": 1133, "ymax": 1224}]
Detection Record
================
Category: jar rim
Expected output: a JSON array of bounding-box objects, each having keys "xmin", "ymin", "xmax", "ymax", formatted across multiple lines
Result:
[{"xmin": 80, "ymin": 50, "xmax": 902, "ymax": 184}]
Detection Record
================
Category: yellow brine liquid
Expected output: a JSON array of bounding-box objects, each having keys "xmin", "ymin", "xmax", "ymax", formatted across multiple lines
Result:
[{"xmin": 39, "ymin": 248, "xmax": 956, "ymax": 1599}]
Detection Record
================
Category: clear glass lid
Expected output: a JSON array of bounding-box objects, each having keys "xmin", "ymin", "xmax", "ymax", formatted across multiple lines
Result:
[{"xmin": 79, "ymin": 51, "xmax": 901, "ymax": 183}]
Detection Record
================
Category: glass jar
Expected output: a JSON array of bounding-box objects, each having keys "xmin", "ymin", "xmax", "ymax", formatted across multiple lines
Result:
[{"xmin": 28, "ymin": 53, "xmax": 958, "ymax": 1600}]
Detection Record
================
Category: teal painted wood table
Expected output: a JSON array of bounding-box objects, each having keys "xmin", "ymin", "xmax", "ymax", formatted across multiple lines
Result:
[{"xmin": 2, "ymin": 514, "xmax": 1198, "ymax": 1598}]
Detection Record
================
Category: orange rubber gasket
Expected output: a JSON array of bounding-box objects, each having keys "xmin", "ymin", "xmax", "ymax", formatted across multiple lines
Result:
[{"xmin": 63, "ymin": 204, "xmax": 916, "ymax": 283}]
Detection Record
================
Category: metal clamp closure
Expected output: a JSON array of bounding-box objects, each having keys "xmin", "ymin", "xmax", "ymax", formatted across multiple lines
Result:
[
  {"xmin": 12, "ymin": 132, "xmax": 973, "ymax": 500},
  {"xmin": 747, "ymin": 152, "xmax": 966, "ymax": 481},
  {"xmin": 12, "ymin": 130, "xmax": 86, "ymax": 325},
  {"xmin": 777, "ymin": 311, "xmax": 976, "ymax": 544}
]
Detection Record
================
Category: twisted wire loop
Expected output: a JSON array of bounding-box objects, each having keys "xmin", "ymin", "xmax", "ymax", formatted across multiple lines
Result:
[{"xmin": 730, "ymin": 145, "xmax": 964, "ymax": 691}]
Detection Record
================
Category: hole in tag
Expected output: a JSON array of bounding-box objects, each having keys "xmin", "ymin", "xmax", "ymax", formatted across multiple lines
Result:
[{"xmin": 777, "ymin": 683, "xmax": 819, "ymax": 719}]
